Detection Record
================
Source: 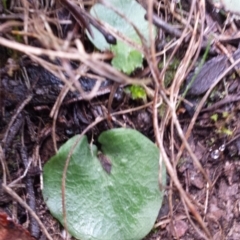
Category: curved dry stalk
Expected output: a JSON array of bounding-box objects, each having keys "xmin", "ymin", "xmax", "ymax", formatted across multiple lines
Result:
[
  {"xmin": 0, "ymin": 21, "xmax": 23, "ymax": 32},
  {"xmin": 0, "ymin": 146, "xmax": 7, "ymax": 184},
  {"xmin": 168, "ymin": 2, "xmax": 211, "ymax": 184},
  {"xmin": 144, "ymin": 0, "xmax": 212, "ymax": 238},
  {"xmin": 61, "ymin": 116, "xmax": 105, "ymax": 234},
  {"xmin": 168, "ymin": 2, "xmax": 194, "ymax": 31},
  {"xmin": 50, "ymin": 82, "xmax": 71, "ymax": 153},
  {"xmin": 112, "ymin": 101, "xmax": 153, "ymax": 117},
  {"xmin": 50, "ymin": 63, "xmax": 89, "ymax": 152},
  {"xmin": 181, "ymin": 196, "xmax": 209, "ymax": 240},
  {"xmin": 2, "ymin": 95, "xmax": 33, "ymax": 145},
  {"xmin": 170, "ymin": 12, "xmax": 200, "ymax": 102}
]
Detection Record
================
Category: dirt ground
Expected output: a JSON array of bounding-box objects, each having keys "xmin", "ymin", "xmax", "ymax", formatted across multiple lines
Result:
[{"xmin": 1, "ymin": 0, "xmax": 240, "ymax": 240}]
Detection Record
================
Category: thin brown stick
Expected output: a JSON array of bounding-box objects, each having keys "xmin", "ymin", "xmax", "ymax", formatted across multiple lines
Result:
[
  {"xmin": 61, "ymin": 116, "xmax": 105, "ymax": 233},
  {"xmin": 2, "ymin": 95, "xmax": 32, "ymax": 145},
  {"xmin": 2, "ymin": 184, "xmax": 53, "ymax": 240},
  {"xmin": 0, "ymin": 145, "xmax": 7, "ymax": 184}
]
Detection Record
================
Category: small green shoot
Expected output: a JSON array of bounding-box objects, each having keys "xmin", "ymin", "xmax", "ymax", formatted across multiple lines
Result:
[
  {"xmin": 211, "ymin": 111, "xmax": 233, "ymax": 136},
  {"xmin": 217, "ymin": 127, "xmax": 233, "ymax": 136},
  {"xmin": 125, "ymin": 85, "xmax": 147, "ymax": 101},
  {"xmin": 222, "ymin": 111, "xmax": 229, "ymax": 118},
  {"xmin": 210, "ymin": 114, "xmax": 218, "ymax": 122}
]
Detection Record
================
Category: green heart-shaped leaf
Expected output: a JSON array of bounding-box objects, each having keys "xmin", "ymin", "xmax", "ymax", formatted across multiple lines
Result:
[
  {"xmin": 43, "ymin": 128, "xmax": 166, "ymax": 240},
  {"xmin": 87, "ymin": 0, "xmax": 156, "ymax": 74}
]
